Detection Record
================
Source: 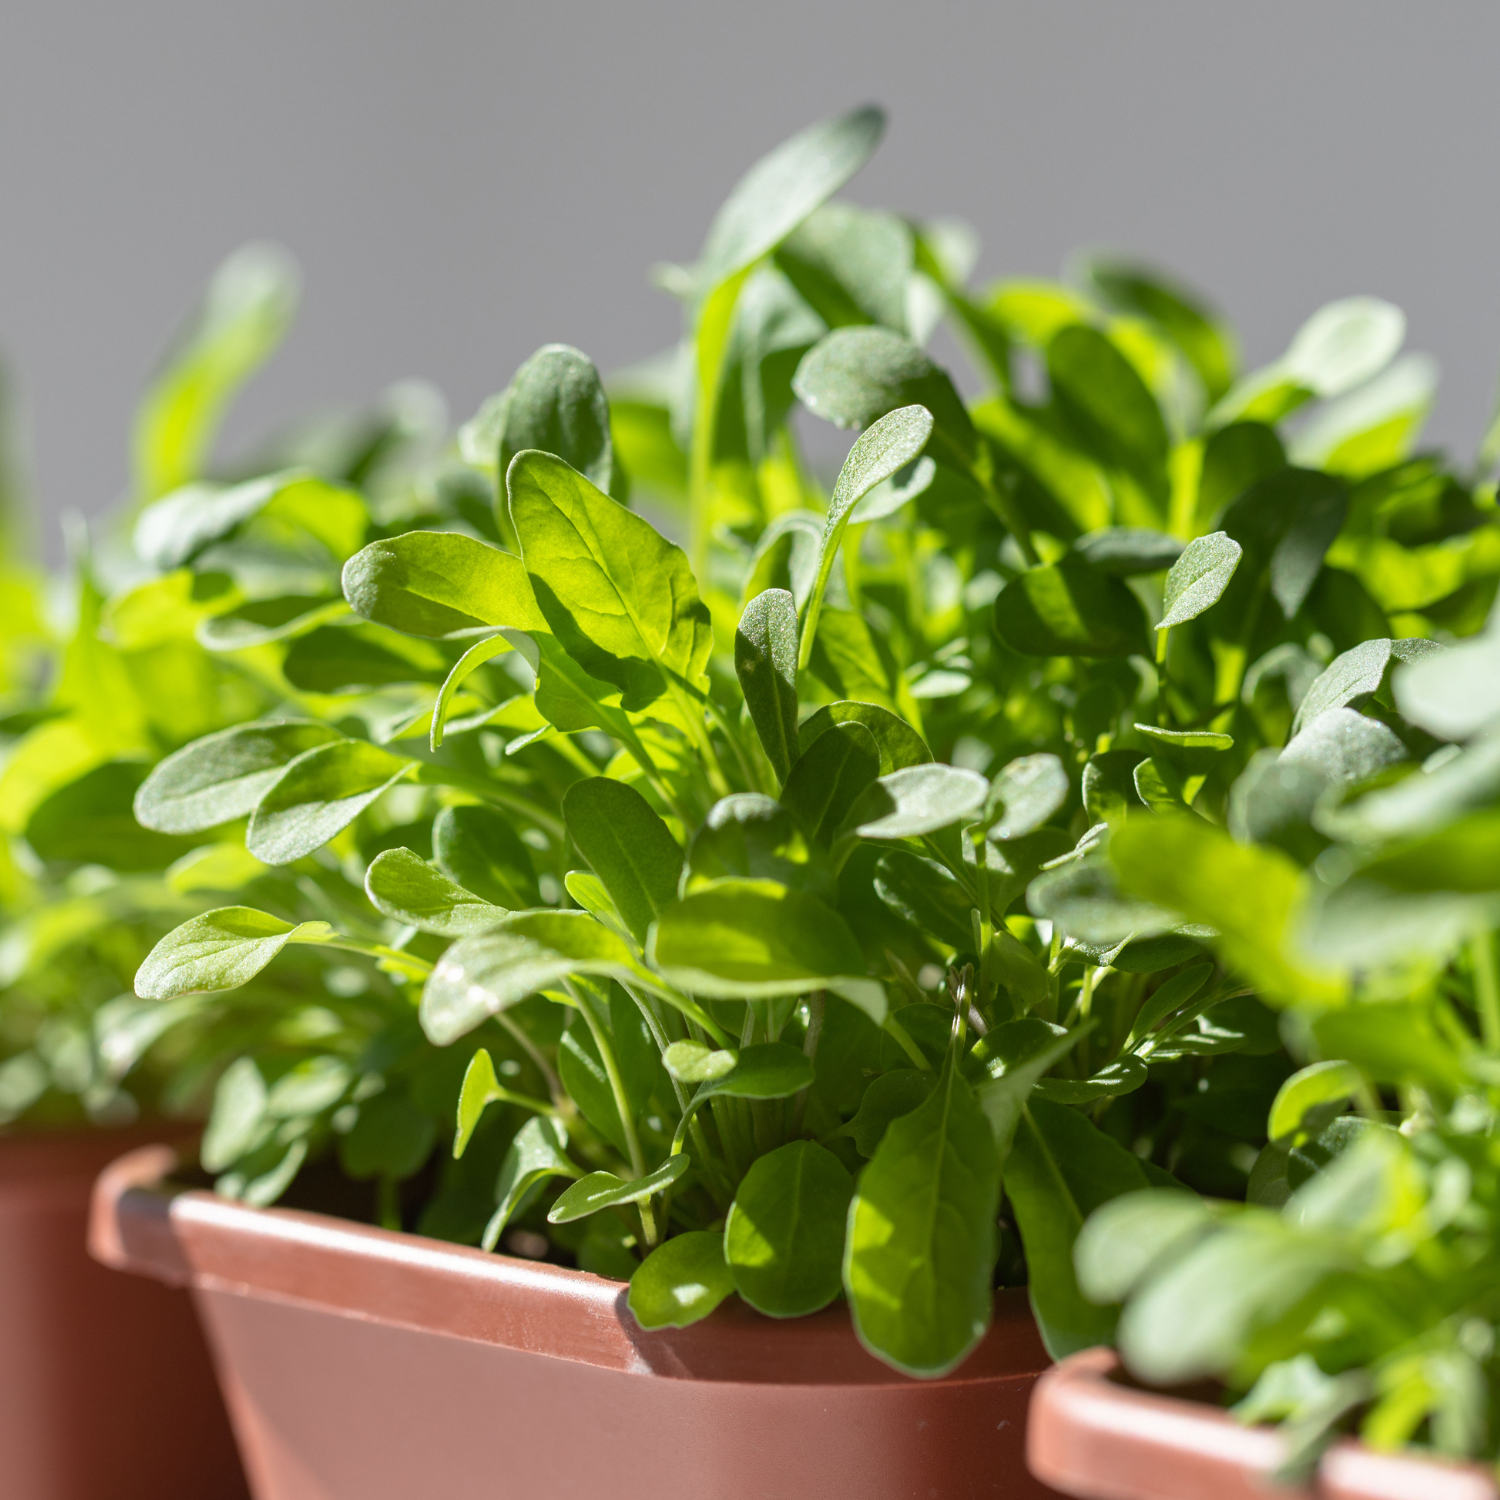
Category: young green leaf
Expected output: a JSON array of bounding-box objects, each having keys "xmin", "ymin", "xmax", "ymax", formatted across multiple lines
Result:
[
  {"xmin": 974, "ymin": 1019, "xmax": 1083, "ymax": 1155},
  {"xmin": 1070, "ymin": 528, "xmax": 1184, "ymax": 577},
  {"xmin": 681, "ymin": 795, "xmax": 832, "ymax": 898},
  {"xmin": 497, "ymin": 344, "xmax": 613, "ymax": 493},
  {"xmin": 136, "ymin": 907, "xmax": 335, "ymax": 1001},
  {"xmin": 649, "ymin": 879, "xmax": 885, "ymax": 1020},
  {"xmin": 1293, "ymin": 637, "xmax": 1442, "ymax": 736},
  {"xmin": 734, "ymin": 588, "xmax": 800, "ymax": 785},
  {"xmin": 628, "ymin": 1230, "xmax": 735, "ymax": 1329},
  {"xmin": 668, "ymin": 1043, "xmax": 818, "ymax": 1154},
  {"xmin": 134, "ymin": 242, "xmax": 299, "ymax": 502},
  {"xmin": 845, "ymin": 1054, "xmax": 1001, "ymax": 1377},
  {"xmin": 1394, "ymin": 628, "xmax": 1500, "ymax": 742},
  {"xmin": 848, "ymin": 1069, "xmax": 935, "ymax": 1156},
  {"xmin": 246, "ymin": 741, "xmax": 416, "ymax": 865},
  {"xmin": 725, "ymin": 1141, "xmax": 854, "ymax": 1317},
  {"xmin": 420, "ymin": 911, "xmax": 639, "ymax": 1046},
  {"xmin": 1159, "ymin": 531, "xmax": 1242, "ymax": 629},
  {"xmin": 993, "ymin": 561, "xmax": 1149, "ymax": 657},
  {"xmin": 508, "ymin": 449, "xmax": 713, "ymax": 695},
  {"xmin": 843, "ymin": 763, "xmax": 988, "ymax": 842},
  {"xmin": 793, "ymin": 328, "xmax": 975, "ymax": 463},
  {"xmin": 482, "ymin": 1115, "xmax": 581, "ymax": 1252},
  {"xmin": 987, "ymin": 753, "xmax": 1068, "ymax": 841},
  {"xmin": 1048, "ymin": 324, "xmax": 1169, "ymax": 475},
  {"xmin": 1267, "ymin": 1060, "xmax": 1363, "ymax": 1146},
  {"xmin": 798, "ymin": 404, "xmax": 934, "ymax": 667},
  {"xmin": 133, "ymin": 719, "xmax": 343, "ymax": 834},
  {"xmin": 1004, "ymin": 1099, "xmax": 1152, "ymax": 1358},
  {"xmin": 1073, "ymin": 1189, "xmax": 1215, "ymax": 1307},
  {"xmin": 365, "ymin": 848, "xmax": 505, "ymax": 937},
  {"xmin": 546, "ymin": 1157, "xmax": 689, "ymax": 1224},
  {"xmin": 432, "ymin": 804, "xmax": 539, "ymax": 910},
  {"xmin": 662, "ymin": 1040, "xmax": 738, "ymax": 1083},
  {"xmin": 562, "ymin": 777, "xmax": 682, "ymax": 945},
  {"xmin": 780, "ymin": 719, "xmax": 881, "ymax": 844},
  {"xmin": 797, "ymin": 701, "xmax": 931, "ymax": 775},
  {"xmin": 697, "ymin": 106, "xmax": 885, "ymax": 290},
  {"xmin": 342, "ymin": 531, "xmax": 546, "ymax": 638}
]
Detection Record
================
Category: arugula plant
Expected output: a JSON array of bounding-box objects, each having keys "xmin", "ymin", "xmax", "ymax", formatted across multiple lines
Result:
[
  {"xmin": 1067, "ymin": 615, "xmax": 1500, "ymax": 1470},
  {"xmin": 6, "ymin": 105, "xmax": 1499, "ymax": 1386}
]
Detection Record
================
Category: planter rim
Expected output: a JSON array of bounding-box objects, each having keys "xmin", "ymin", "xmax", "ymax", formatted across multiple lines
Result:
[
  {"xmin": 1027, "ymin": 1347, "xmax": 1498, "ymax": 1500},
  {"xmin": 91, "ymin": 1145, "xmax": 1048, "ymax": 1389}
]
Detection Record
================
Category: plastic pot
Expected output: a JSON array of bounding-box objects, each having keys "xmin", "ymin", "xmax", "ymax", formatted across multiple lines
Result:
[
  {"xmin": 91, "ymin": 1145, "xmax": 1061, "ymax": 1500},
  {"xmin": 1027, "ymin": 1346, "xmax": 1497, "ymax": 1500},
  {"xmin": 0, "ymin": 1126, "xmax": 246, "ymax": 1500}
]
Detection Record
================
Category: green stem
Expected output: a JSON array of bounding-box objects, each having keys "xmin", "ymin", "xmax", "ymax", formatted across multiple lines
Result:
[
  {"xmin": 571, "ymin": 983, "xmax": 656, "ymax": 1246},
  {"xmin": 792, "ymin": 993, "xmax": 824, "ymax": 1136},
  {"xmin": 376, "ymin": 1176, "xmax": 402, "ymax": 1231},
  {"xmin": 884, "ymin": 1013, "xmax": 930, "ymax": 1070},
  {"xmin": 496, "ymin": 1012, "xmax": 565, "ymax": 1105},
  {"xmin": 1473, "ymin": 930, "xmax": 1500, "ymax": 1050}
]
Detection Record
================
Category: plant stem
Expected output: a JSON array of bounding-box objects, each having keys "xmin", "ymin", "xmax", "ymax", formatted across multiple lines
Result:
[
  {"xmin": 1473, "ymin": 929, "xmax": 1500, "ymax": 1050},
  {"xmin": 792, "ymin": 993, "xmax": 825, "ymax": 1136},
  {"xmin": 496, "ymin": 1012, "xmax": 565, "ymax": 1105}
]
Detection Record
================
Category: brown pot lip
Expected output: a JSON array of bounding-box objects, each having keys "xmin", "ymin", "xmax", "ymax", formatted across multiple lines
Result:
[
  {"xmin": 90, "ymin": 1144, "xmax": 1052, "ymax": 1389},
  {"xmin": 1026, "ymin": 1347, "xmax": 1499, "ymax": 1500}
]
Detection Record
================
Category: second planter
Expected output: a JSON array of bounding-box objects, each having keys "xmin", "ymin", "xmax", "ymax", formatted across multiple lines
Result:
[{"xmin": 92, "ymin": 1146, "xmax": 1061, "ymax": 1500}]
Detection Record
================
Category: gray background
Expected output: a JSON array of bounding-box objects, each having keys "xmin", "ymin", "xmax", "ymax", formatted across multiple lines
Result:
[{"xmin": 3, "ymin": 1, "xmax": 1498, "ymax": 552}]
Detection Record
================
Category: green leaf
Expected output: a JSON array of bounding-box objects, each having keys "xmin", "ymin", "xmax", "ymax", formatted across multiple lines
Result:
[
  {"xmin": 135, "ymin": 471, "xmax": 365, "ymax": 572},
  {"xmin": 1078, "ymin": 256, "xmax": 1238, "ymax": 403},
  {"xmin": 1267, "ymin": 1060, "xmax": 1363, "ymax": 1146},
  {"xmin": 735, "ymin": 589, "xmax": 800, "ymax": 784},
  {"xmin": 650, "ymin": 879, "xmax": 885, "ymax": 1022},
  {"xmin": 974, "ymin": 1019, "xmax": 1081, "ymax": 1153},
  {"xmin": 1125, "ymin": 963, "xmax": 1214, "ymax": 1051},
  {"xmin": 246, "ymin": 741, "xmax": 415, "ymax": 865},
  {"xmin": 797, "ymin": 701, "xmax": 931, "ymax": 776},
  {"xmin": 776, "ymin": 201, "xmax": 913, "ymax": 331},
  {"xmin": 339, "ymin": 1093, "xmax": 437, "ymax": 1181},
  {"xmin": 799, "ymin": 404, "xmax": 934, "ymax": 666},
  {"xmin": 136, "ymin": 906, "xmax": 334, "ymax": 1000},
  {"xmin": 1073, "ymin": 1189, "xmax": 1214, "ymax": 1307},
  {"xmin": 455, "ymin": 1049, "xmax": 508, "ymax": 1158},
  {"xmin": 134, "ymin": 243, "xmax": 298, "ymax": 501},
  {"xmin": 420, "ymin": 911, "xmax": 639, "ymax": 1046},
  {"xmin": 508, "ymin": 450, "xmax": 713, "ymax": 695},
  {"xmin": 343, "ymin": 530, "xmax": 546, "ymax": 638},
  {"xmin": 628, "ymin": 1231, "xmax": 735, "ymax": 1329},
  {"xmin": 698, "ymin": 106, "xmax": 885, "ymax": 289},
  {"xmin": 1394, "ymin": 629, "xmax": 1500, "ymax": 742},
  {"xmin": 1071, "ymin": 528, "xmax": 1183, "ymax": 577},
  {"xmin": 780, "ymin": 719, "xmax": 881, "ymax": 844},
  {"xmin": 429, "ymin": 632, "xmax": 515, "ymax": 750},
  {"xmin": 1005, "ymin": 1099, "xmax": 1152, "ymax": 1358},
  {"xmin": 547, "ymin": 1157, "xmax": 689, "ymax": 1224},
  {"xmin": 1048, "ymin": 323, "xmax": 1169, "ymax": 475},
  {"xmin": 987, "ymin": 753, "xmax": 1068, "ymax": 840},
  {"xmin": 874, "ymin": 850, "xmax": 978, "ymax": 950},
  {"xmin": 793, "ymin": 328, "xmax": 975, "ymax": 463},
  {"xmin": 1159, "ymin": 531, "xmax": 1242, "ymax": 629},
  {"xmin": 662, "ymin": 1041, "xmax": 737, "ymax": 1083},
  {"xmin": 845, "ymin": 1054, "xmax": 1001, "ymax": 1377},
  {"xmin": 365, "ymin": 847, "xmax": 504, "ymax": 937},
  {"xmin": 682, "ymin": 794, "xmax": 832, "ymax": 899},
  {"xmin": 22, "ymin": 761, "xmax": 195, "ymax": 869},
  {"xmin": 1284, "ymin": 296, "xmax": 1406, "ymax": 398},
  {"xmin": 725, "ymin": 1141, "xmax": 853, "ymax": 1317},
  {"xmin": 1291, "ymin": 354, "xmax": 1436, "ymax": 478},
  {"xmin": 684, "ymin": 1041, "xmax": 812, "ymax": 1108},
  {"xmin": 993, "ymin": 561, "xmax": 1149, "ymax": 658},
  {"xmin": 1110, "ymin": 815, "xmax": 1343, "ymax": 1005},
  {"xmin": 432, "ymin": 804, "xmax": 539, "ymax": 910},
  {"xmin": 844, "ymin": 763, "xmax": 988, "ymax": 842},
  {"xmin": 281, "ymin": 620, "xmax": 454, "ymax": 694},
  {"xmin": 562, "ymin": 777, "xmax": 681, "ymax": 945},
  {"xmin": 1195, "ymin": 421, "xmax": 1287, "ymax": 529},
  {"xmin": 133, "ymin": 719, "xmax": 343, "ymax": 834},
  {"xmin": 1033, "ymin": 1055, "xmax": 1148, "ymax": 1104},
  {"xmin": 482, "ymin": 1115, "xmax": 580, "ymax": 1252},
  {"xmin": 1294, "ymin": 637, "xmax": 1442, "ymax": 736},
  {"xmin": 498, "ymin": 345, "xmax": 613, "ymax": 493},
  {"xmin": 848, "ymin": 1068, "xmax": 935, "ymax": 1156}
]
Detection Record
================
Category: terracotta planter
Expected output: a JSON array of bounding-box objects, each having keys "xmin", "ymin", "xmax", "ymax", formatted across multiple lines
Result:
[
  {"xmin": 1027, "ymin": 1347, "xmax": 1497, "ymax": 1500},
  {"xmin": 0, "ymin": 1126, "xmax": 246, "ymax": 1500},
  {"xmin": 92, "ymin": 1145, "xmax": 1063, "ymax": 1500}
]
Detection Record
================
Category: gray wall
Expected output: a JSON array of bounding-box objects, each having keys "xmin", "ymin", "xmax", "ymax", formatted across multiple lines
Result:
[{"xmin": 4, "ymin": 1, "xmax": 1499, "ymax": 549}]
